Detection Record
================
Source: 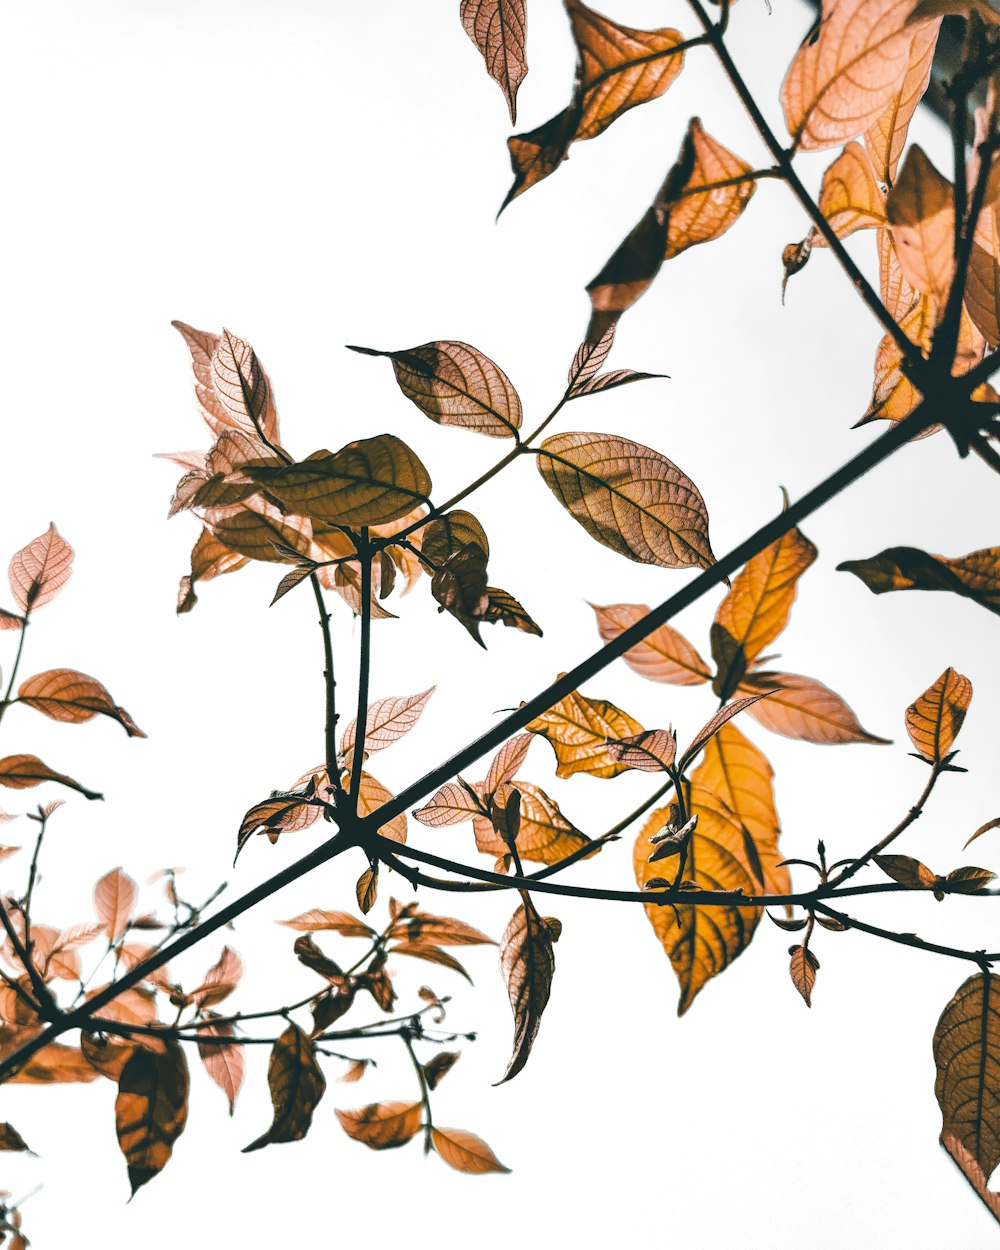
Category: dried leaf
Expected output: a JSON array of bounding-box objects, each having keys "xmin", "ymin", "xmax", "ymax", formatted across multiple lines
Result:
[
  {"xmin": 789, "ymin": 944, "xmax": 820, "ymax": 1006},
  {"xmin": 349, "ymin": 342, "xmax": 521, "ymax": 439},
  {"xmin": 739, "ymin": 671, "xmax": 890, "ymax": 745},
  {"xmin": 413, "ymin": 782, "xmax": 484, "ymax": 827},
  {"xmin": 0, "ymin": 755, "xmax": 102, "ymax": 801},
  {"xmin": 17, "ymin": 669, "xmax": 145, "ymax": 737},
  {"xmin": 592, "ymin": 603, "xmax": 710, "ymax": 685},
  {"xmin": 838, "ymin": 545, "xmax": 1000, "ymax": 616},
  {"xmin": 905, "ymin": 667, "xmax": 973, "ymax": 764},
  {"xmin": 606, "ymin": 728, "xmax": 677, "ymax": 772},
  {"xmin": 537, "ymin": 432, "xmax": 715, "ymax": 569},
  {"xmin": 873, "ymin": 852, "xmax": 938, "ymax": 888},
  {"xmin": 94, "ymin": 868, "xmax": 138, "ymax": 942},
  {"xmin": 461, "ymin": 0, "xmax": 527, "ymax": 122},
  {"xmin": 340, "ymin": 688, "xmax": 436, "ymax": 761},
  {"xmin": 8, "ymin": 525, "xmax": 73, "ymax": 613},
  {"xmin": 115, "ymin": 1042, "xmax": 189, "ymax": 1194},
  {"xmin": 251, "ymin": 435, "xmax": 431, "ymax": 528},
  {"xmin": 336, "ymin": 1100, "xmax": 422, "ymax": 1150},
  {"xmin": 864, "ymin": 19, "xmax": 941, "ymax": 185},
  {"xmin": 781, "ymin": 0, "xmax": 932, "ymax": 151},
  {"xmin": 484, "ymin": 587, "xmax": 543, "ymax": 636},
  {"xmin": 423, "ymin": 1050, "xmax": 461, "ymax": 1089},
  {"xmin": 497, "ymin": 894, "xmax": 558, "ymax": 1083},
  {"xmin": 527, "ymin": 683, "xmax": 643, "ymax": 779},
  {"xmin": 964, "ymin": 817, "xmax": 1000, "ymax": 851},
  {"xmin": 886, "ymin": 145, "xmax": 955, "ymax": 298},
  {"xmin": 432, "ymin": 1126, "xmax": 510, "ymax": 1174},
  {"xmin": 243, "ymin": 1025, "xmax": 327, "ymax": 1152},
  {"xmin": 195, "ymin": 1019, "xmax": 245, "ymax": 1115}
]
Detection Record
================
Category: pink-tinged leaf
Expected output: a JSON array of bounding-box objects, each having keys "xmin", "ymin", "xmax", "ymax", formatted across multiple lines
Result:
[
  {"xmin": 196, "ymin": 1019, "xmax": 245, "ymax": 1114},
  {"xmin": 8, "ymin": 525, "xmax": 73, "ymax": 612},
  {"xmin": 340, "ymin": 688, "xmax": 436, "ymax": 762},
  {"xmin": 94, "ymin": 868, "xmax": 138, "ymax": 942},
  {"xmin": 461, "ymin": 0, "xmax": 528, "ymax": 123},
  {"xmin": 606, "ymin": 728, "xmax": 677, "ymax": 772},
  {"xmin": 413, "ymin": 782, "xmax": 483, "ymax": 827},
  {"xmin": 592, "ymin": 603, "xmax": 711, "ymax": 685},
  {"xmin": 739, "ymin": 672, "xmax": 890, "ymax": 745}
]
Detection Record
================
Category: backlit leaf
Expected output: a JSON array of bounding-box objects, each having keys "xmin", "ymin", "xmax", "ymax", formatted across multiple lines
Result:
[
  {"xmin": 18, "ymin": 669, "xmax": 145, "ymax": 738},
  {"xmin": 0, "ymin": 1124, "xmax": 31, "ymax": 1153},
  {"xmin": 423, "ymin": 1050, "xmax": 460, "ymax": 1089},
  {"xmin": 8, "ymin": 525, "xmax": 73, "ymax": 613},
  {"xmin": 460, "ymin": 0, "xmax": 527, "ymax": 123},
  {"xmin": 864, "ymin": 19, "xmax": 941, "ymax": 185},
  {"xmin": 473, "ymin": 780, "xmax": 592, "ymax": 865},
  {"xmin": 195, "ymin": 1019, "xmax": 245, "ymax": 1115},
  {"xmin": 484, "ymin": 733, "xmax": 534, "ymax": 795},
  {"xmin": 115, "ymin": 1042, "xmax": 189, "ymax": 1194},
  {"xmin": 176, "ymin": 527, "xmax": 248, "ymax": 614},
  {"xmin": 789, "ymin": 944, "xmax": 819, "ymax": 1006},
  {"xmin": 413, "ymin": 781, "xmax": 484, "ymax": 827},
  {"xmin": 1, "ymin": 1032, "xmax": 101, "ymax": 1085},
  {"xmin": 886, "ymin": 145, "xmax": 955, "ymax": 298},
  {"xmin": 94, "ymin": 868, "xmax": 138, "ymax": 942},
  {"xmin": 497, "ymin": 893, "xmax": 558, "ymax": 1083},
  {"xmin": 946, "ymin": 866, "xmax": 996, "ymax": 893},
  {"xmin": 527, "ymin": 683, "xmax": 643, "ymax": 779},
  {"xmin": 838, "ymin": 545, "xmax": 1000, "ymax": 616},
  {"xmin": 210, "ymin": 328, "xmax": 280, "ymax": 446},
  {"xmin": 606, "ymin": 728, "xmax": 677, "ymax": 772},
  {"xmin": 592, "ymin": 603, "xmax": 710, "ymax": 685},
  {"xmin": 484, "ymin": 587, "xmax": 543, "ymax": 636},
  {"xmin": 340, "ymin": 688, "xmax": 436, "ymax": 761},
  {"xmin": 431, "ymin": 543, "xmax": 490, "ymax": 645},
  {"xmin": 279, "ymin": 910, "xmax": 376, "ymax": 938},
  {"xmin": 537, "ymin": 432, "xmax": 715, "ymax": 569},
  {"xmin": 357, "ymin": 864, "xmax": 378, "ymax": 914},
  {"xmin": 786, "ymin": 143, "xmax": 886, "ymax": 285},
  {"xmin": 355, "ymin": 772, "xmax": 408, "ymax": 844},
  {"xmin": 236, "ymin": 782, "xmax": 321, "ymax": 861},
  {"xmin": 905, "ymin": 667, "xmax": 972, "ymax": 763},
  {"xmin": 432, "ymin": 1126, "xmax": 510, "ymax": 1174},
  {"xmin": 349, "ymin": 342, "xmax": 521, "ymax": 438},
  {"xmin": 0, "ymin": 755, "xmax": 102, "ymax": 801},
  {"xmin": 739, "ymin": 671, "xmax": 890, "ymax": 745},
  {"xmin": 964, "ymin": 817, "xmax": 1000, "ymax": 851},
  {"xmin": 679, "ymin": 692, "xmax": 773, "ymax": 772},
  {"xmin": 873, "ymin": 852, "xmax": 938, "ymax": 888},
  {"xmin": 781, "ymin": 0, "xmax": 934, "ymax": 152},
  {"xmin": 421, "ymin": 511, "xmax": 490, "ymax": 567},
  {"xmin": 243, "ymin": 1025, "xmax": 327, "ymax": 1152},
  {"xmin": 336, "ymin": 1100, "xmax": 422, "ymax": 1150},
  {"xmin": 251, "ymin": 435, "xmax": 431, "ymax": 527}
]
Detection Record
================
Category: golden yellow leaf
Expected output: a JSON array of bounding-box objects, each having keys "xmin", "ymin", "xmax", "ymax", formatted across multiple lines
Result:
[
  {"xmin": 711, "ymin": 519, "xmax": 817, "ymax": 698},
  {"xmin": 243, "ymin": 1025, "xmax": 327, "ymax": 1152},
  {"xmin": 864, "ymin": 19, "xmax": 941, "ymax": 185},
  {"xmin": 537, "ymin": 432, "xmax": 716, "ymax": 569},
  {"xmin": 0, "ymin": 754, "xmax": 102, "ymax": 801},
  {"xmin": 527, "ymin": 683, "xmax": 643, "ymax": 778},
  {"xmin": 781, "ymin": 0, "xmax": 928, "ymax": 152},
  {"xmin": 17, "ymin": 669, "xmax": 145, "ymax": 738},
  {"xmin": 8, "ymin": 525, "xmax": 73, "ymax": 613},
  {"xmin": 905, "ymin": 666, "xmax": 972, "ymax": 763},
  {"xmin": 349, "ymin": 342, "xmax": 522, "ymax": 439},
  {"xmin": 461, "ymin": 0, "xmax": 527, "ymax": 123},
  {"xmin": 814, "ymin": 141, "xmax": 887, "ymax": 242},
  {"xmin": 94, "ymin": 867, "xmax": 138, "ymax": 942},
  {"xmin": 738, "ymin": 671, "xmax": 890, "ymax": 745},
  {"xmin": 336, "ymin": 1100, "xmax": 422, "ymax": 1150},
  {"xmin": 251, "ymin": 435, "xmax": 432, "ymax": 528},
  {"xmin": 838, "ymin": 543, "xmax": 1000, "ymax": 615},
  {"xmin": 473, "ymin": 780, "xmax": 592, "ymax": 865},
  {"xmin": 934, "ymin": 971, "xmax": 1000, "ymax": 1218},
  {"xmin": 878, "ymin": 224, "xmax": 919, "ymax": 319},
  {"xmin": 592, "ymin": 603, "xmax": 710, "ymax": 685},
  {"xmin": 432, "ymin": 1126, "xmax": 511, "ymax": 1174},
  {"xmin": 115, "ymin": 1042, "xmax": 189, "ymax": 1194},
  {"xmin": 497, "ymin": 894, "xmax": 558, "ymax": 1083},
  {"xmin": 886, "ymin": 145, "xmax": 955, "ymax": 298}
]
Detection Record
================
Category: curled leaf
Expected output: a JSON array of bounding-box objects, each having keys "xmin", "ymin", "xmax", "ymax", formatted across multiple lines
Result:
[
  {"xmin": 497, "ymin": 893, "xmax": 558, "ymax": 1083},
  {"xmin": 18, "ymin": 669, "xmax": 145, "ymax": 737},
  {"xmin": 243, "ymin": 1025, "xmax": 327, "ymax": 1152},
  {"xmin": 838, "ymin": 545, "xmax": 1000, "ymax": 617},
  {"xmin": 0, "ymin": 755, "xmax": 102, "ymax": 801}
]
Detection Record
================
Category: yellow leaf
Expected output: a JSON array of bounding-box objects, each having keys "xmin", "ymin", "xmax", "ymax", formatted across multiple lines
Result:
[
  {"xmin": 527, "ymin": 683, "xmax": 643, "ymax": 778},
  {"xmin": 905, "ymin": 666, "xmax": 972, "ymax": 763},
  {"xmin": 473, "ymin": 780, "xmax": 592, "ymax": 865}
]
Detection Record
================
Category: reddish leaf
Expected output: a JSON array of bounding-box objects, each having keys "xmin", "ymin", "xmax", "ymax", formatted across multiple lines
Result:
[
  {"xmin": 461, "ymin": 0, "xmax": 527, "ymax": 122},
  {"xmin": 8, "ymin": 525, "xmax": 73, "ymax": 612}
]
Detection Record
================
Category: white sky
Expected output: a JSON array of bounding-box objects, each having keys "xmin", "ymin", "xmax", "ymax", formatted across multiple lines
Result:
[{"xmin": 1, "ymin": 0, "xmax": 999, "ymax": 1246}]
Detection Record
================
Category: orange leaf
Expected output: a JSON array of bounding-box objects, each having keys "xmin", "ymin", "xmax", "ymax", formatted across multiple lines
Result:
[
  {"xmin": 473, "ymin": 780, "xmax": 592, "ymax": 865},
  {"xmin": 432, "ymin": 1126, "xmax": 510, "ymax": 1174},
  {"xmin": 243, "ymin": 1025, "xmax": 327, "ymax": 1152},
  {"xmin": 592, "ymin": 603, "xmax": 710, "ymax": 685},
  {"xmin": 739, "ymin": 671, "xmax": 890, "ymax": 745},
  {"xmin": 336, "ymin": 1100, "xmax": 422, "ymax": 1150},
  {"xmin": 461, "ymin": 0, "xmax": 527, "ymax": 122},
  {"xmin": 115, "ymin": 1042, "xmax": 189, "ymax": 1194},
  {"xmin": 781, "ymin": 0, "xmax": 930, "ymax": 152},
  {"xmin": 176, "ymin": 527, "xmax": 248, "ymax": 614},
  {"xmin": 0, "ymin": 755, "xmax": 102, "ymax": 801},
  {"xmin": 278, "ymin": 910, "xmax": 376, "ymax": 938},
  {"xmin": 905, "ymin": 667, "xmax": 972, "ymax": 763},
  {"xmin": 864, "ymin": 18, "xmax": 941, "ymax": 185},
  {"xmin": 679, "ymin": 692, "xmax": 773, "ymax": 771},
  {"xmin": 94, "ymin": 868, "xmax": 138, "ymax": 942},
  {"xmin": 413, "ymin": 781, "xmax": 484, "ymax": 828},
  {"xmin": 8, "ymin": 525, "xmax": 73, "ymax": 613},
  {"xmin": 537, "ymin": 432, "xmax": 716, "ymax": 569},
  {"xmin": 18, "ymin": 669, "xmax": 145, "ymax": 737},
  {"xmin": 606, "ymin": 728, "xmax": 677, "ymax": 772},
  {"xmin": 886, "ymin": 145, "xmax": 955, "ymax": 298},
  {"xmin": 527, "ymin": 683, "xmax": 643, "ymax": 779},
  {"xmin": 355, "ymin": 772, "xmax": 407, "ymax": 844},
  {"xmin": 497, "ymin": 894, "xmax": 558, "ymax": 1083}
]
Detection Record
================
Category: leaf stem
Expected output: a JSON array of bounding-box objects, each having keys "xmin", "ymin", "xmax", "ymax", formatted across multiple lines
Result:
[
  {"xmin": 0, "ymin": 611, "xmax": 30, "ymax": 731},
  {"xmin": 350, "ymin": 530, "xmax": 372, "ymax": 814},
  {"xmin": 310, "ymin": 573, "xmax": 342, "ymax": 800},
  {"xmin": 403, "ymin": 1031, "xmax": 434, "ymax": 1153}
]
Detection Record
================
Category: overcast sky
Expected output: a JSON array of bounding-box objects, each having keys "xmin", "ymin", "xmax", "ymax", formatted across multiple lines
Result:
[{"xmin": 1, "ymin": 1, "xmax": 999, "ymax": 1246}]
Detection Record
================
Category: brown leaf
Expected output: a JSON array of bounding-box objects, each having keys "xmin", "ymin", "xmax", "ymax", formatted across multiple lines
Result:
[
  {"xmin": 236, "ymin": 780, "xmax": 322, "ymax": 860},
  {"xmin": 94, "ymin": 868, "xmax": 138, "ymax": 942},
  {"xmin": 336, "ymin": 1100, "xmax": 422, "ymax": 1150},
  {"xmin": 357, "ymin": 864, "xmax": 378, "ymax": 914},
  {"xmin": 484, "ymin": 733, "xmax": 534, "ymax": 795},
  {"xmin": 8, "ymin": 525, "xmax": 73, "ymax": 613},
  {"xmin": 340, "ymin": 688, "xmax": 436, "ymax": 763},
  {"xmin": 0, "ymin": 609, "xmax": 24, "ymax": 631},
  {"xmin": 461, "ymin": 0, "xmax": 527, "ymax": 122},
  {"xmin": 788, "ymin": 944, "xmax": 820, "ymax": 1007},
  {"xmin": 390, "ymin": 943, "xmax": 473, "ymax": 983},
  {"xmin": 679, "ymin": 693, "xmax": 773, "ymax": 772},
  {"xmin": 711, "ymin": 518, "xmax": 817, "ymax": 698},
  {"xmin": 567, "ymin": 325, "xmax": 666, "ymax": 399},
  {"xmin": 350, "ymin": 342, "xmax": 522, "ymax": 439},
  {"xmin": 0, "ymin": 755, "xmax": 101, "ymax": 800},
  {"xmin": 497, "ymin": 893, "xmax": 558, "ymax": 1083},
  {"xmin": 421, "ymin": 511, "xmax": 490, "ymax": 567},
  {"xmin": 395, "ymin": 913, "xmax": 495, "ymax": 946},
  {"xmin": 886, "ymin": 145, "xmax": 955, "ymax": 298},
  {"xmin": 17, "ymin": 669, "xmax": 145, "ymax": 738},
  {"xmin": 210, "ymin": 328, "xmax": 281, "ymax": 446},
  {"xmin": 115, "ymin": 1041, "xmax": 189, "ymax": 1194},
  {"xmin": 432, "ymin": 1125, "xmax": 511, "ymax": 1174},
  {"xmin": 964, "ymin": 817, "xmax": 1000, "ymax": 851},
  {"xmin": 664, "ymin": 119, "xmax": 758, "ymax": 260},
  {"xmin": 606, "ymin": 728, "xmax": 677, "ymax": 772},
  {"xmin": 1, "ymin": 1030, "xmax": 101, "ymax": 1084},
  {"xmin": 537, "ymin": 432, "xmax": 716, "ymax": 569},
  {"xmin": 339, "ymin": 1059, "xmax": 369, "ymax": 1083},
  {"xmin": 0, "ymin": 1124, "xmax": 31, "ymax": 1153},
  {"xmin": 250, "ymin": 435, "xmax": 431, "ymax": 528},
  {"xmin": 195, "ymin": 1019, "xmax": 245, "ymax": 1115},
  {"xmin": 864, "ymin": 19, "xmax": 941, "ymax": 185},
  {"xmin": 413, "ymin": 781, "xmax": 484, "ymax": 827},
  {"xmin": 80, "ymin": 1031, "xmax": 136, "ymax": 1080},
  {"xmin": 945, "ymin": 865, "xmax": 996, "ymax": 893},
  {"xmin": 527, "ymin": 683, "xmax": 643, "ymax": 779},
  {"xmin": 190, "ymin": 945, "xmax": 244, "ymax": 1009},
  {"xmin": 591, "ymin": 603, "xmax": 710, "ymax": 685},
  {"xmin": 243, "ymin": 1025, "xmax": 327, "ymax": 1152},
  {"xmin": 278, "ymin": 910, "xmax": 376, "ymax": 938},
  {"xmin": 781, "ymin": 0, "xmax": 932, "ymax": 151},
  {"xmin": 484, "ymin": 587, "xmax": 543, "ymax": 636},
  {"xmin": 739, "ymin": 671, "xmax": 890, "ymax": 745},
  {"xmin": 502, "ymin": 0, "xmax": 685, "ymax": 206},
  {"xmin": 873, "ymin": 853, "xmax": 938, "ymax": 888},
  {"xmin": 431, "ymin": 543, "xmax": 490, "ymax": 645},
  {"xmin": 176, "ymin": 527, "xmax": 248, "ymax": 614},
  {"xmin": 905, "ymin": 667, "xmax": 973, "ymax": 763},
  {"xmin": 934, "ymin": 972, "xmax": 1000, "ymax": 1209},
  {"xmin": 838, "ymin": 545, "xmax": 1000, "ymax": 616},
  {"xmin": 474, "ymin": 780, "xmax": 592, "ymax": 865},
  {"xmin": 423, "ymin": 1050, "xmax": 461, "ymax": 1089}
]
